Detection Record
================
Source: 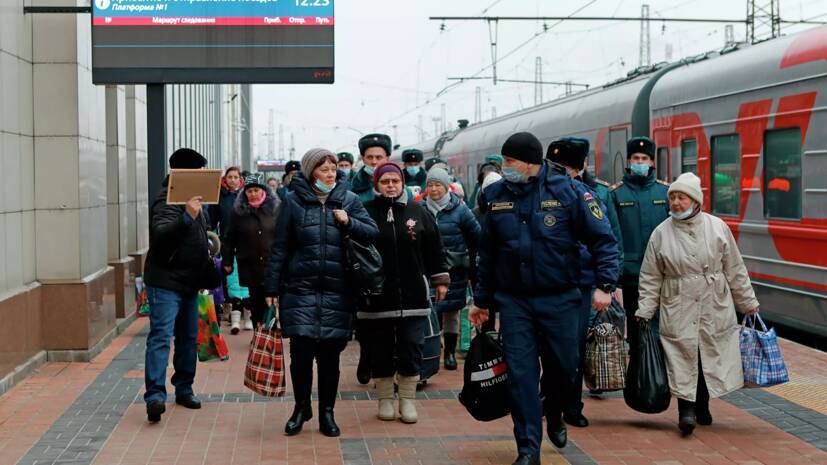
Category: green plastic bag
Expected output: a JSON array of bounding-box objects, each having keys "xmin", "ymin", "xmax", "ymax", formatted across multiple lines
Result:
[{"xmin": 459, "ymin": 293, "xmax": 473, "ymax": 353}]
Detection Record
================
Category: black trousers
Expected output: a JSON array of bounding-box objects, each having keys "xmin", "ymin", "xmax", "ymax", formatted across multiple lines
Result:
[
  {"xmin": 247, "ymin": 285, "xmax": 268, "ymax": 328},
  {"xmin": 362, "ymin": 316, "xmax": 427, "ymax": 378},
  {"xmin": 288, "ymin": 336, "xmax": 348, "ymax": 408},
  {"xmin": 623, "ymin": 284, "xmax": 640, "ymax": 352}
]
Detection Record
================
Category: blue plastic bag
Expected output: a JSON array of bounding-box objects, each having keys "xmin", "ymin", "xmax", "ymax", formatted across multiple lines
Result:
[{"xmin": 740, "ymin": 314, "xmax": 789, "ymax": 388}]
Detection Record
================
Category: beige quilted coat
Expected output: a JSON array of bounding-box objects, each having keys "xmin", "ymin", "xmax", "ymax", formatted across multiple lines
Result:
[{"xmin": 636, "ymin": 212, "xmax": 759, "ymax": 401}]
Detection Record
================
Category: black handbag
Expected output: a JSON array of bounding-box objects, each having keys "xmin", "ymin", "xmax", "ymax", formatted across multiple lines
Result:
[
  {"xmin": 343, "ymin": 235, "xmax": 384, "ymax": 297},
  {"xmin": 445, "ymin": 249, "xmax": 471, "ymax": 270},
  {"xmin": 459, "ymin": 330, "xmax": 510, "ymax": 421}
]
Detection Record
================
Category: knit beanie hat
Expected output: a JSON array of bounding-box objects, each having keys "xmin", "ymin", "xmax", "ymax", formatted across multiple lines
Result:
[
  {"xmin": 372, "ymin": 162, "xmax": 404, "ymax": 189},
  {"xmin": 301, "ymin": 148, "xmax": 336, "ymax": 178},
  {"xmin": 501, "ymin": 132, "xmax": 543, "ymax": 165},
  {"xmin": 668, "ymin": 172, "xmax": 703, "ymax": 205},
  {"xmin": 481, "ymin": 172, "xmax": 503, "ymax": 190},
  {"xmin": 426, "ymin": 167, "xmax": 451, "ymax": 190}
]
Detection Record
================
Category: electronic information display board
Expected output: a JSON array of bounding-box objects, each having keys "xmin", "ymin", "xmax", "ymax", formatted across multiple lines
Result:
[{"xmin": 92, "ymin": 0, "xmax": 334, "ymax": 84}]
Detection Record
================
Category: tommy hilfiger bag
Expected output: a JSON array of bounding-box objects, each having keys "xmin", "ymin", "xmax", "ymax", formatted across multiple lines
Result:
[{"xmin": 459, "ymin": 330, "xmax": 510, "ymax": 422}]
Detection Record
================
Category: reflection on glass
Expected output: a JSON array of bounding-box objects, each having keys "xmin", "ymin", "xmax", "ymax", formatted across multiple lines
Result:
[
  {"xmin": 764, "ymin": 128, "xmax": 802, "ymax": 220},
  {"xmin": 712, "ymin": 134, "xmax": 740, "ymax": 215}
]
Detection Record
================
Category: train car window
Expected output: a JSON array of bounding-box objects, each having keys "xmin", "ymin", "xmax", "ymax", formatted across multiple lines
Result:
[
  {"xmin": 711, "ymin": 134, "xmax": 740, "ymax": 216},
  {"xmin": 681, "ymin": 139, "xmax": 697, "ymax": 174},
  {"xmin": 656, "ymin": 147, "xmax": 669, "ymax": 181},
  {"xmin": 764, "ymin": 128, "xmax": 802, "ymax": 220}
]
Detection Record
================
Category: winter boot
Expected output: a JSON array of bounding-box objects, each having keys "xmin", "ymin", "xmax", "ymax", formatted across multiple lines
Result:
[
  {"xmin": 678, "ymin": 399, "xmax": 697, "ymax": 435},
  {"xmin": 443, "ymin": 333, "xmax": 458, "ymax": 370},
  {"xmin": 356, "ymin": 342, "xmax": 371, "ymax": 385},
  {"xmin": 222, "ymin": 303, "xmax": 233, "ymax": 324},
  {"xmin": 243, "ymin": 309, "xmax": 253, "ymax": 331},
  {"xmin": 696, "ymin": 390, "xmax": 713, "ymax": 425},
  {"xmin": 284, "ymin": 401, "xmax": 312, "ymax": 436},
  {"xmin": 319, "ymin": 407, "xmax": 340, "ymax": 437},
  {"xmin": 375, "ymin": 377, "xmax": 396, "ymax": 421},
  {"xmin": 230, "ymin": 310, "xmax": 242, "ymax": 335},
  {"xmin": 397, "ymin": 375, "xmax": 419, "ymax": 424}
]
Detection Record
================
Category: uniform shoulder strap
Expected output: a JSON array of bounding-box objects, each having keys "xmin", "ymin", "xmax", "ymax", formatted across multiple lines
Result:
[
  {"xmin": 610, "ymin": 181, "xmax": 623, "ymax": 191},
  {"xmin": 594, "ymin": 178, "xmax": 610, "ymax": 187},
  {"xmin": 656, "ymin": 179, "xmax": 670, "ymax": 187}
]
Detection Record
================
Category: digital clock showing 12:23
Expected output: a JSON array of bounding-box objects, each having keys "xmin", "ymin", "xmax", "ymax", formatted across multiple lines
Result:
[{"xmin": 297, "ymin": 0, "xmax": 330, "ymax": 6}]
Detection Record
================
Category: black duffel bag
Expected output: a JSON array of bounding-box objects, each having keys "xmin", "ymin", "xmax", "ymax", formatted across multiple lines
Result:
[
  {"xmin": 624, "ymin": 319, "xmax": 671, "ymax": 414},
  {"xmin": 343, "ymin": 235, "xmax": 384, "ymax": 298},
  {"xmin": 459, "ymin": 331, "xmax": 510, "ymax": 422}
]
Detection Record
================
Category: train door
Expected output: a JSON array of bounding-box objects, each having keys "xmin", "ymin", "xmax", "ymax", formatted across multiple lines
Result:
[{"xmin": 609, "ymin": 128, "xmax": 628, "ymax": 184}]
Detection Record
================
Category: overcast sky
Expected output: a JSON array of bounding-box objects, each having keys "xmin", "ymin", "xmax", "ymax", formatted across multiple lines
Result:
[{"xmin": 251, "ymin": 0, "xmax": 825, "ymax": 161}]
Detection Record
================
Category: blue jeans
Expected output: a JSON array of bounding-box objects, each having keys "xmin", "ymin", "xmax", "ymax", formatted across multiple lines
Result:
[
  {"xmin": 497, "ymin": 289, "xmax": 582, "ymax": 456},
  {"xmin": 144, "ymin": 286, "xmax": 199, "ymax": 404}
]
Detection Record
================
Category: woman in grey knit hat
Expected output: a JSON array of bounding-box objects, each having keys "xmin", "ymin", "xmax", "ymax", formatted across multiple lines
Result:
[{"xmin": 263, "ymin": 148, "xmax": 379, "ymax": 437}]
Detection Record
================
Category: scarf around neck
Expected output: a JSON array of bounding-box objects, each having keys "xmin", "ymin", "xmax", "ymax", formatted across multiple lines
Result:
[{"xmin": 426, "ymin": 193, "xmax": 451, "ymax": 216}]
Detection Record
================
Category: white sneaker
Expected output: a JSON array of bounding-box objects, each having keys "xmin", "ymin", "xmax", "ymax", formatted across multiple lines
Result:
[
  {"xmin": 243, "ymin": 310, "xmax": 253, "ymax": 331},
  {"xmin": 230, "ymin": 310, "xmax": 241, "ymax": 335}
]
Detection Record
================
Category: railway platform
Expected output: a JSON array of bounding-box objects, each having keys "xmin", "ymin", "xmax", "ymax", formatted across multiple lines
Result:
[{"xmin": 2, "ymin": 317, "xmax": 826, "ymax": 465}]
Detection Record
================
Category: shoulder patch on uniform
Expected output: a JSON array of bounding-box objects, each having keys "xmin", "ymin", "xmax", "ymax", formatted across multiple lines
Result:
[
  {"xmin": 610, "ymin": 181, "xmax": 623, "ymax": 191},
  {"xmin": 656, "ymin": 179, "xmax": 670, "ymax": 186},
  {"xmin": 583, "ymin": 191, "xmax": 594, "ymax": 201},
  {"xmin": 490, "ymin": 202, "xmax": 515, "ymax": 211},
  {"xmin": 588, "ymin": 200, "xmax": 603, "ymax": 220},
  {"xmin": 540, "ymin": 199, "xmax": 561, "ymax": 210}
]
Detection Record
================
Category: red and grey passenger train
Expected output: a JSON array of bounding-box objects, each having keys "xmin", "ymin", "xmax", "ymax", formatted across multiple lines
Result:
[{"xmin": 393, "ymin": 26, "xmax": 827, "ymax": 337}]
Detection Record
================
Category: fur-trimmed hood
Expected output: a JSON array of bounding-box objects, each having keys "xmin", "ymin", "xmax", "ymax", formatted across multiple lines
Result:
[{"xmin": 233, "ymin": 186, "xmax": 280, "ymax": 216}]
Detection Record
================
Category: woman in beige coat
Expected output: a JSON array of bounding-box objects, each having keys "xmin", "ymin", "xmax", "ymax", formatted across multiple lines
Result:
[{"xmin": 636, "ymin": 172, "xmax": 759, "ymax": 435}]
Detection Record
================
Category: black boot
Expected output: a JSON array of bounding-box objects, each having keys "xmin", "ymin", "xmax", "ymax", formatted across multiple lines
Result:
[
  {"xmin": 512, "ymin": 453, "xmax": 540, "ymax": 465},
  {"xmin": 696, "ymin": 366, "xmax": 712, "ymax": 425},
  {"xmin": 443, "ymin": 333, "xmax": 458, "ymax": 370},
  {"xmin": 678, "ymin": 399, "xmax": 696, "ymax": 435},
  {"xmin": 356, "ymin": 341, "xmax": 371, "ymax": 385},
  {"xmin": 319, "ymin": 407, "xmax": 340, "ymax": 437},
  {"xmin": 546, "ymin": 411, "xmax": 567, "ymax": 448},
  {"xmin": 284, "ymin": 401, "xmax": 312, "ymax": 436}
]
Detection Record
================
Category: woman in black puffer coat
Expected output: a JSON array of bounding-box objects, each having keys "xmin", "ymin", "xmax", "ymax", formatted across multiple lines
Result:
[
  {"xmin": 264, "ymin": 148, "xmax": 378, "ymax": 438},
  {"xmin": 220, "ymin": 173, "xmax": 280, "ymax": 329},
  {"xmin": 420, "ymin": 167, "xmax": 480, "ymax": 370}
]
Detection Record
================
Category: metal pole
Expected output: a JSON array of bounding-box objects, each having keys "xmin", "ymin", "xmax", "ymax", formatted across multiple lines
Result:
[{"xmin": 147, "ymin": 83, "xmax": 167, "ymax": 206}]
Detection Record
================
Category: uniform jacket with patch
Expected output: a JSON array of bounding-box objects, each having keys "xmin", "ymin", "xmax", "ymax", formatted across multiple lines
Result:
[
  {"xmin": 607, "ymin": 170, "xmax": 669, "ymax": 285},
  {"xmin": 473, "ymin": 162, "xmax": 619, "ymax": 309}
]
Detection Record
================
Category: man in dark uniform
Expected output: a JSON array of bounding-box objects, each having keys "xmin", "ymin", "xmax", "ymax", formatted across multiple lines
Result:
[
  {"xmin": 350, "ymin": 133, "xmax": 392, "ymax": 203},
  {"xmin": 337, "ymin": 151, "xmax": 355, "ymax": 175},
  {"xmin": 542, "ymin": 137, "xmax": 620, "ymax": 429},
  {"xmin": 278, "ymin": 160, "xmax": 302, "ymax": 200},
  {"xmin": 607, "ymin": 136, "xmax": 669, "ymax": 352},
  {"xmin": 469, "ymin": 132, "xmax": 619, "ymax": 465},
  {"xmin": 401, "ymin": 148, "xmax": 427, "ymax": 194}
]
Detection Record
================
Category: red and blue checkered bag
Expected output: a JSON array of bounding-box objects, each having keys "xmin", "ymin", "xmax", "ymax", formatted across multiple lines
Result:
[{"xmin": 740, "ymin": 314, "xmax": 789, "ymax": 388}]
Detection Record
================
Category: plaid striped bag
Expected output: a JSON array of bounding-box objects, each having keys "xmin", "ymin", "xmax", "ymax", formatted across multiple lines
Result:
[
  {"xmin": 740, "ymin": 314, "xmax": 789, "ymax": 388},
  {"xmin": 584, "ymin": 311, "xmax": 627, "ymax": 392},
  {"xmin": 244, "ymin": 306, "xmax": 286, "ymax": 397}
]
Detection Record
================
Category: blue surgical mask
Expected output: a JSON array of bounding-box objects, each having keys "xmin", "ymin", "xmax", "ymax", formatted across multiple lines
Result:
[
  {"xmin": 338, "ymin": 169, "xmax": 350, "ymax": 178},
  {"xmin": 406, "ymin": 166, "xmax": 421, "ymax": 176},
  {"xmin": 502, "ymin": 166, "xmax": 526, "ymax": 183},
  {"xmin": 630, "ymin": 163, "xmax": 650, "ymax": 177},
  {"xmin": 670, "ymin": 207, "xmax": 694, "ymax": 220},
  {"xmin": 315, "ymin": 179, "xmax": 335, "ymax": 194},
  {"xmin": 364, "ymin": 165, "xmax": 375, "ymax": 176}
]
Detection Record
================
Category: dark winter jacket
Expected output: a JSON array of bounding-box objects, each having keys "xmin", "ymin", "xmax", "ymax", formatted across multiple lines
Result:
[
  {"xmin": 209, "ymin": 183, "xmax": 242, "ymax": 238},
  {"xmin": 359, "ymin": 191, "xmax": 450, "ymax": 320},
  {"xmin": 143, "ymin": 176, "xmax": 214, "ymax": 294},
  {"xmin": 263, "ymin": 173, "xmax": 378, "ymax": 340},
  {"xmin": 404, "ymin": 168, "xmax": 427, "ymax": 192},
  {"xmin": 221, "ymin": 188, "xmax": 281, "ymax": 288},
  {"xmin": 349, "ymin": 167, "xmax": 376, "ymax": 203},
  {"xmin": 420, "ymin": 193, "xmax": 480, "ymax": 313},
  {"xmin": 474, "ymin": 162, "xmax": 619, "ymax": 309}
]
